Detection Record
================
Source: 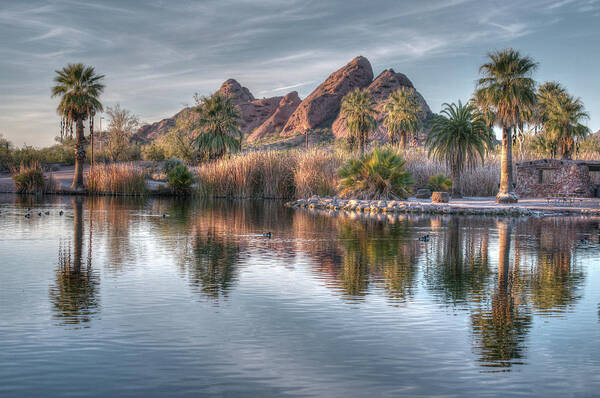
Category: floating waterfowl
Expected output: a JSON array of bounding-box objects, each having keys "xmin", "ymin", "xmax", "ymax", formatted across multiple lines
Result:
[
  {"xmin": 59, "ymin": 210, "xmax": 64, "ymax": 216},
  {"xmin": 24, "ymin": 214, "xmax": 30, "ymax": 219},
  {"xmin": 37, "ymin": 212, "xmax": 42, "ymax": 216},
  {"xmin": 418, "ymin": 235, "xmax": 430, "ymax": 242},
  {"xmin": 44, "ymin": 211, "xmax": 50, "ymax": 215},
  {"xmin": 263, "ymin": 232, "xmax": 272, "ymax": 238}
]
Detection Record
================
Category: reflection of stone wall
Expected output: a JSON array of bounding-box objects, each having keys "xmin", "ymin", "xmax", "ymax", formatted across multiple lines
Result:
[{"xmin": 516, "ymin": 159, "xmax": 595, "ymax": 198}]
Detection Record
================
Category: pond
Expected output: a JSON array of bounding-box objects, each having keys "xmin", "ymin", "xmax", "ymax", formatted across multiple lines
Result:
[{"xmin": 1, "ymin": 194, "xmax": 599, "ymax": 397}]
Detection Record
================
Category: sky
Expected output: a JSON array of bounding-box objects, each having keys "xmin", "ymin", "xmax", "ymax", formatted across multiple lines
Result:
[{"xmin": 0, "ymin": 0, "xmax": 598, "ymax": 147}]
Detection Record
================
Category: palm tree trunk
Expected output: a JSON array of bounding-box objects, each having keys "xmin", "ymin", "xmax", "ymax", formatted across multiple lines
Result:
[
  {"xmin": 496, "ymin": 127, "xmax": 518, "ymax": 203},
  {"xmin": 399, "ymin": 131, "xmax": 407, "ymax": 149},
  {"xmin": 358, "ymin": 132, "xmax": 365, "ymax": 155},
  {"xmin": 451, "ymin": 166, "xmax": 462, "ymax": 198},
  {"xmin": 72, "ymin": 118, "xmax": 86, "ymax": 191},
  {"xmin": 497, "ymin": 220, "xmax": 512, "ymax": 299}
]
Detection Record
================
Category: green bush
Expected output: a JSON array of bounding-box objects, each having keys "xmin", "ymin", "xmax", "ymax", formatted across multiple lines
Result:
[
  {"xmin": 338, "ymin": 148, "xmax": 414, "ymax": 200},
  {"xmin": 12, "ymin": 162, "xmax": 57, "ymax": 194},
  {"xmin": 163, "ymin": 158, "xmax": 184, "ymax": 173},
  {"xmin": 427, "ymin": 174, "xmax": 453, "ymax": 192},
  {"xmin": 167, "ymin": 164, "xmax": 195, "ymax": 195},
  {"xmin": 142, "ymin": 143, "xmax": 166, "ymax": 162}
]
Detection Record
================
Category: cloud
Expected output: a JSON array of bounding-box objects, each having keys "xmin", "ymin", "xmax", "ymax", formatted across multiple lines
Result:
[{"xmin": 0, "ymin": 0, "xmax": 597, "ymax": 146}]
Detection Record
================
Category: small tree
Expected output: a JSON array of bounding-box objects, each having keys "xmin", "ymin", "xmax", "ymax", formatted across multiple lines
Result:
[
  {"xmin": 426, "ymin": 101, "xmax": 493, "ymax": 198},
  {"xmin": 194, "ymin": 92, "xmax": 242, "ymax": 159},
  {"xmin": 340, "ymin": 88, "xmax": 377, "ymax": 154},
  {"xmin": 475, "ymin": 48, "xmax": 537, "ymax": 203},
  {"xmin": 51, "ymin": 63, "xmax": 104, "ymax": 190},
  {"xmin": 104, "ymin": 104, "xmax": 139, "ymax": 162},
  {"xmin": 383, "ymin": 87, "xmax": 423, "ymax": 148}
]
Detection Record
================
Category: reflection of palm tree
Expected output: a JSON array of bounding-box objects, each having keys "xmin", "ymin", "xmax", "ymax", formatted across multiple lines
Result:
[
  {"xmin": 49, "ymin": 198, "xmax": 99, "ymax": 326},
  {"xmin": 425, "ymin": 218, "xmax": 492, "ymax": 304},
  {"xmin": 470, "ymin": 221, "xmax": 532, "ymax": 369},
  {"xmin": 517, "ymin": 219, "xmax": 585, "ymax": 314},
  {"xmin": 336, "ymin": 219, "xmax": 417, "ymax": 300},
  {"xmin": 188, "ymin": 230, "xmax": 240, "ymax": 301}
]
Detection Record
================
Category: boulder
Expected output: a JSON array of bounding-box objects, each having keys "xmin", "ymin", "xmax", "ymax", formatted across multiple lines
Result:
[
  {"xmin": 332, "ymin": 69, "xmax": 431, "ymax": 141},
  {"xmin": 217, "ymin": 79, "xmax": 282, "ymax": 136},
  {"xmin": 431, "ymin": 191, "xmax": 450, "ymax": 203},
  {"xmin": 280, "ymin": 56, "xmax": 374, "ymax": 136},
  {"xmin": 247, "ymin": 91, "xmax": 302, "ymax": 142}
]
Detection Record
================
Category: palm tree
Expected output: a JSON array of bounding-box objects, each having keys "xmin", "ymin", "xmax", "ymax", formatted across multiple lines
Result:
[
  {"xmin": 383, "ymin": 87, "xmax": 423, "ymax": 148},
  {"xmin": 193, "ymin": 92, "xmax": 242, "ymax": 159},
  {"xmin": 475, "ymin": 49, "xmax": 537, "ymax": 203},
  {"xmin": 340, "ymin": 88, "xmax": 377, "ymax": 154},
  {"xmin": 426, "ymin": 101, "xmax": 493, "ymax": 198},
  {"xmin": 52, "ymin": 63, "xmax": 105, "ymax": 190},
  {"xmin": 537, "ymin": 84, "xmax": 589, "ymax": 159}
]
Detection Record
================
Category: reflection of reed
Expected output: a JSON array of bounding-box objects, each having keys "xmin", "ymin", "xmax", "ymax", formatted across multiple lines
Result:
[{"xmin": 49, "ymin": 198, "xmax": 99, "ymax": 326}]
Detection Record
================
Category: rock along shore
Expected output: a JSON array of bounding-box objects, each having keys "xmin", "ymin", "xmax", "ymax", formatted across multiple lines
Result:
[{"xmin": 286, "ymin": 196, "xmax": 600, "ymax": 217}]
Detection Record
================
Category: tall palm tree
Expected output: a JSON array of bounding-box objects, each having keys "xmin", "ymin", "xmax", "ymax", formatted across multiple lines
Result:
[
  {"xmin": 340, "ymin": 88, "xmax": 377, "ymax": 154},
  {"xmin": 52, "ymin": 63, "xmax": 105, "ymax": 190},
  {"xmin": 475, "ymin": 49, "xmax": 537, "ymax": 203},
  {"xmin": 538, "ymin": 85, "xmax": 589, "ymax": 159},
  {"xmin": 193, "ymin": 92, "xmax": 242, "ymax": 159},
  {"xmin": 426, "ymin": 101, "xmax": 494, "ymax": 198},
  {"xmin": 383, "ymin": 87, "xmax": 423, "ymax": 148}
]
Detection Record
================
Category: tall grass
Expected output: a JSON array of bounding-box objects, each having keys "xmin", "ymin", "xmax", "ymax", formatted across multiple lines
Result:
[
  {"xmin": 400, "ymin": 148, "xmax": 500, "ymax": 197},
  {"xmin": 294, "ymin": 149, "xmax": 344, "ymax": 198},
  {"xmin": 195, "ymin": 146, "xmax": 505, "ymax": 199},
  {"xmin": 86, "ymin": 163, "xmax": 148, "ymax": 195},
  {"xmin": 196, "ymin": 151, "xmax": 295, "ymax": 198},
  {"xmin": 11, "ymin": 161, "xmax": 58, "ymax": 194}
]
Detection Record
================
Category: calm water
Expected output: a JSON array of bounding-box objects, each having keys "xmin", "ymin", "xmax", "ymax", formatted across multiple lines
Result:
[{"xmin": 1, "ymin": 194, "xmax": 599, "ymax": 397}]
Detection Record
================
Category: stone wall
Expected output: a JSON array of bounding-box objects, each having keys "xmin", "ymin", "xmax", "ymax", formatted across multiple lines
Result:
[{"xmin": 515, "ymin": 159, "xmax": 595, "ymax": 198}]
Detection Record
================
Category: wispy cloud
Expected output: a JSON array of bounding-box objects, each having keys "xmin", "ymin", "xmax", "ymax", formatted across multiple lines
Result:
[{"xmin": 0, "ymin": 0, "xmax": 598, "ymax": 146}]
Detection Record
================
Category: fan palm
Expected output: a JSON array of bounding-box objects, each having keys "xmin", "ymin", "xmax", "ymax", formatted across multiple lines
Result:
[
  {"xmin": 52, "ymin": 63, "xmax": 105, "ymax": 190},
  {"xmin": 383, "ymin": 87, "xmax": 423, "ymax": 148},
  {"xmin": 543, "ymin": 93, "xmax": 590, "ymax": 159},
  {"xmin": 338, "ymin": 147, "xmax": 414, "ymax": 200},
  {"xmin": 475, "ymin": 48, "xmax": 537, "ymax": 203},
  {"xmin": 194, "ymin": 92, "xmax": 242, "ymax": 159},
  {"xmin": 426, "ymin": 101, "xmax": 494, "ymax": 198},
  {"xmin": 340, "ymin": 88, "xmax": 377, "ymax": 154}
]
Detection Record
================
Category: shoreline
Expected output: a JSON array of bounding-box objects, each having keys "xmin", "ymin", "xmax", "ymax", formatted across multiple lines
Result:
[{"xmin": 286, "ymin": 195, "xmax": 600, "ymax": 217}]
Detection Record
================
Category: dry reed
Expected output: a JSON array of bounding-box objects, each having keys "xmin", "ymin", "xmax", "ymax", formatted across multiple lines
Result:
[
  {"xmin": 86, "ymin": 163, "xmax": 148, "ymax": 195},
  {"xmin": 195, "ymin": 146, "xmax": 507, "ymax": 199}
]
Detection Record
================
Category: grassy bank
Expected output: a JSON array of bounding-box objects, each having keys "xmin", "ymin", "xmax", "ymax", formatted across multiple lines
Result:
[{"xmin": 195, "ymin": 146, "xmax": 502, "ymax": 199}]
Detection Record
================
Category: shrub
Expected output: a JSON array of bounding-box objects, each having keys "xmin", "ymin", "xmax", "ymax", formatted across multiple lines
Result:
[
  {"xmin": 428, "ymin": 174, "xmax": 452, "ymax": 192},
  {"xmin": 87, "ymin": 163, "xmax": 147, "ymax": 195},
  {"xmin": 12, "ymin": 162, "xmax": 57, "ymax": 194},
  {"xmin": 338, "ymin": 148, "xmax": 414, "ymax": 200},
  {"xmin": 163, "ymin": 158, "xmax": 185, "ymax": 174},
  {"xmin": 167, "ymin": 164, "xmax": 195, "ymax": 195},
  {"xmin": 142, "ymin": 143, "xmax": 166, "ymax": 162}
]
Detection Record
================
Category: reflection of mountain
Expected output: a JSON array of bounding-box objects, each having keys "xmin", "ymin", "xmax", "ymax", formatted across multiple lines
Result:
[{"xmin": 49, "ymin": 198, "xmax": 100, "ymax": 326}]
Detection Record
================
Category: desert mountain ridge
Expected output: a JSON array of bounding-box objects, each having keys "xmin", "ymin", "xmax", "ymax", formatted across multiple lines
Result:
[{"xmin": 134, "ymin": 56, "xmax": 432, "ymax": 143}]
